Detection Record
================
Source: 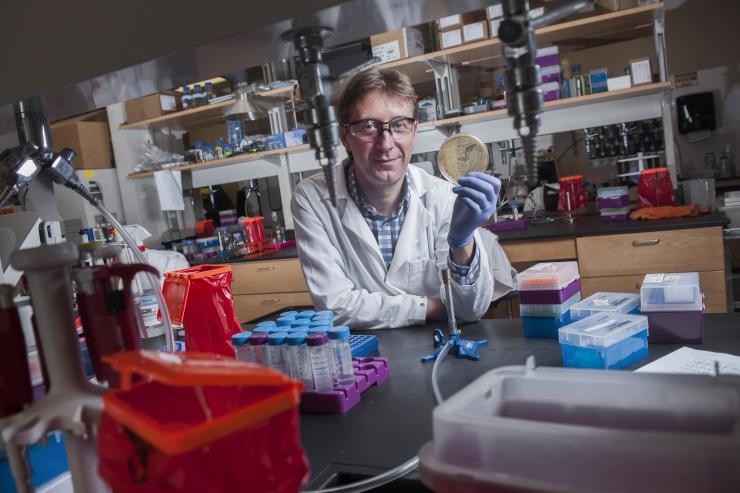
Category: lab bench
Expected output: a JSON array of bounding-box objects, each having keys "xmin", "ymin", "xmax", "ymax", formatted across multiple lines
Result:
[
  {"xmin": 299, "ymin": 313, "xmax": 740, "ymax": 490},
  {"xmin": 496, "ymin": 211, "xmax": 730, "ymax": 313}
]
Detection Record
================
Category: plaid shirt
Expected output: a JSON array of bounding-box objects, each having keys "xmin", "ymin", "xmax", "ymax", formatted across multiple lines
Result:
[{"xmin": 346, "ymin": 162, "xmax": 480, "ymax": 285}]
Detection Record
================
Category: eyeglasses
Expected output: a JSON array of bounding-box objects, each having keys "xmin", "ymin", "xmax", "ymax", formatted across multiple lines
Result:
[{"xmin": 344, "ymin": 117, "xmax": 417, "ymax": 141}]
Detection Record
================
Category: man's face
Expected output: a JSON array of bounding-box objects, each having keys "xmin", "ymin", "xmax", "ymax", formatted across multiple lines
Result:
[{"xmin": 340, "ymin": 90, "xmax": 416, "ymax": 190}]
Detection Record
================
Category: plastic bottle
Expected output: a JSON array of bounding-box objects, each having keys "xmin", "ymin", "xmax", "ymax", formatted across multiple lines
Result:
[
  {"xmin": 286, "ymin": 331, "xmax": 313, "ymax": 387},
  {"xmin": 267, "ymin": 332, "xmax": 290, "ymax": 373},
  {"xmin": 214, "ymin": 138, "xmax": 225, "ymax": 160},
  {"xmin": 248, "ymin": 333, "xmax": 268, "ymax": 365},
  {"xmin": 307, "ymin": 333, "xmax": 334, "ymax": 392},
  {"xmin": 232, "ymin": 331, "xmax": 253, "ymax": 362},
  {"xmin": 328, "ymin": 326, "xmax": 356, "ymax": 387},
  {"xmin": 271, "ymin": 210, "xmax": 286, "ymax": 244},
  {"xmin": 181, "ymin": 86, "xmax": 193, "ymax": 110},
  {"xmin": 192, "ymin": 84, "xmax": 206, "ymax": 107},
  {"xmin": 205, "ymin": 82, "xmax": 217, "ymax": 102}
]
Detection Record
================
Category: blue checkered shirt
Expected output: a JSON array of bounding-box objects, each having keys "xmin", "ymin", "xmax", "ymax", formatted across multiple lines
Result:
[{"xmin": 346, "ymin": 162, "xmax": 480, "ymax": 285}]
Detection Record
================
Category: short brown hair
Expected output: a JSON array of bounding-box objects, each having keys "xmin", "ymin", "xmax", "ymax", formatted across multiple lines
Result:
[{"xmin": 336, "ymin": 68, "xmax": 418, "ymax": 125}]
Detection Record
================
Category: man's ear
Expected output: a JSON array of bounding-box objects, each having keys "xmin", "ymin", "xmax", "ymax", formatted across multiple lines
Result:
[{"xmin": 339, "ymin": 126, "xmax": 350, "ymax": 151}]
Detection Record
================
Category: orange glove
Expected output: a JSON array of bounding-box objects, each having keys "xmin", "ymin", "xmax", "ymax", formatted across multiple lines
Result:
[{"xmin": 629, "ymin": 205, "xmax": 709, "ymax": 220}]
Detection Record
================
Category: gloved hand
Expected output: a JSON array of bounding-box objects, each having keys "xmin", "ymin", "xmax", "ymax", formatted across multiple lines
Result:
[{"xmin": 448, "ymin": 172, "xmax": 501, "ymax": 248}]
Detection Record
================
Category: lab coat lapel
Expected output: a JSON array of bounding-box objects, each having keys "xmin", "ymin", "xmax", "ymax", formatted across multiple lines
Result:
[{"xmin": 386, "ymin": 186, "xmax": 433, "ymax": 283}]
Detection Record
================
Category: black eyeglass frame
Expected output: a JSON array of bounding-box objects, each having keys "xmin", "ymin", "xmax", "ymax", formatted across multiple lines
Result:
[{"xmin": 343, "ymin": 116, "xmax": 418, "ymax": 139}]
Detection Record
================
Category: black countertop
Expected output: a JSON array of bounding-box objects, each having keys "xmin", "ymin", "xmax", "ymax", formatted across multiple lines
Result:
[
  {"xmin": 300, "ymin": 313, "xmax": 740, "ymax": 488},
  {"xmin": 494, "ymin": 211, "xmax": 729, "ymax": 242}
]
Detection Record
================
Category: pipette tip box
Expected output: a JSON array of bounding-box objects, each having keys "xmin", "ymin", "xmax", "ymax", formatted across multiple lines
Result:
[
  {"xmin": 519, "ymin": 292, "xmax": 581, "ymax": 318},
  {"xmin": 569, "ymin": 292, "xmax": 641, "ymax": 321},
  {"xmin": 519, "ymin": 277, "xmax": 581, "ymax": 305},
  {"xmin": 301, "ymin": 357, "xmax": 390, "ymax": 414},
  {"xmin": 558, "ymin": 313, "xmax": 649, "ymax": 369},
  {"xmin": 640, "ymin": 272, "xmax": 704, "ymax": 343},
  {"xmin": 517, "ymin": 262, "xmax": 580, "ymax": 291},
  {"xmin": 522, "ymin": 311, "xmax": 572, "ymax": 339}
]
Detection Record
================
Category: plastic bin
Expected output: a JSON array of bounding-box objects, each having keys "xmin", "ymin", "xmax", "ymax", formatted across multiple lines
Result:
[
  {"xmin": 419, "ymin": 365, "xmax": 740, "ymax": 492},
  {"xmin": 516, "ymin": 261, "xmax": 580, "ymax": 291},
  {"xmin": 645, "ymin": 311, "xmax": 704, "ymax": 344},
  {"xmin": 640, "ymin": 272, "xmax": 702, "ymax": 311},
  {"xmin": 558, "ymin": 313, "xmax": 648, "ymax": 369},
  {"xmin": 518, "ymin": 277, "xmax": 580, "ymax": 305},
  {"xmin": 522, "ymin": 311, "xmax": 572, "ymax": 339},
  {"xmin": 519, "ymin": 292, "xmax": 581, "ymax": 318},
  {"xmin": 570, "ymin": 291, "xmax": 641, "ymax": 321},
  {"xmin": 98, "ymin": 350, "xmax": 308, "ymax": 493}
]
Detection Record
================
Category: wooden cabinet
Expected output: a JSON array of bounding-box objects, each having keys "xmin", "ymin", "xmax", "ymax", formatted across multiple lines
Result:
[{"xmin": 230, "ymin": 258, "xmax": 312, "ymax": 322}]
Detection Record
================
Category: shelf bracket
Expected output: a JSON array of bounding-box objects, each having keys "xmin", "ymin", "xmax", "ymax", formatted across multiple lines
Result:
[{"xmin": 427, "ymin": 60, "xmax": 462, "ymax": 118}]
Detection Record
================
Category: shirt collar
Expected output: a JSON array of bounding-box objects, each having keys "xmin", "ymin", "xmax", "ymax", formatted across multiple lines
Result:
[{"xmin": 346, "ymin": 161, "xmax": 410, "ymax": 221}]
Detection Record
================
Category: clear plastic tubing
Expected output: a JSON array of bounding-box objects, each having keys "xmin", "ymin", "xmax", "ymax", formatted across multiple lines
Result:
[
  {"xmin": 286, "ymin": 331, "xmax": 313, "ymax": 387},
  {"xmin": 307, "ymin": 333, "xmax": 333, "ymax": 392},
  {"xmin": 232, "ymin": 331, "xmax": 253, "ymax": 362},
  {"xmin": 267, "ymin": 332, "xmax": 290, "ymax": 374},
  {"xmin": 248, "ymin": 333, "xmax": 269, "ymax": 366},
  {"xmin": 329, "ymin": 326, "xmax": 355, "ymax": 387}
]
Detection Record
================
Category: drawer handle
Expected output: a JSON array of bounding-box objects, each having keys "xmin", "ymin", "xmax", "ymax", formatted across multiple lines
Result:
[
  {"xmin": 257, "ymin": 266, "xmax": 276, "ymax": 271},
  {"xmin": 632, "ymin": 239, "xmax": 660, "ymax": 247},
  {"xmin": 261, "ymin": 298, "xmax": 281, "ymax": 304}
]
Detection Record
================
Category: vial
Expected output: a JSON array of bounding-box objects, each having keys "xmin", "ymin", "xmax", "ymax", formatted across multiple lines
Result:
[
  {"xmin": 328, "ymin": 327, "xmax": 355, "ymax": 387},
  {"xmin": 280, "ymin": 311, "xmax": 299, "ymax": 318},
  {"xmin": 276, "ymin": 316, "xmax": 294, "ymax": 329},
  {"xmin": 231, "ymin": 331, "xmax": 253, "ymax": 362},
  {"xmin": 253, "ymin": 327, "xmax": 272, "ymax": 336},
  {"xmin": 248, "ymin": 333, "xmax": 268, "ymax": 366},
  {"xmin": 296, "ymin": 310, "xmax": 316, "ymax": 320},
  {"xmin": 309, "ymin": 321, "xmax": 332, "ymax": 329},
  {"xmin": 312, "ymin": 310, "xmax": 334, "ymax": 322},
  {"xmin": 267, "ymin": 332, "xmax": 289, "ymax": 374},
  {"xmin": 286, "ymin": 331, "xmax": 313, "ymax": 387},
  {"xmin": 307, "ymin": 333, "xmax": 333, "ymax": 392},
  {"xmin": 291, "ymin": 319, "xmax": 311, "ymax": 330},
  {"xmin": 255, "ymin": 320, "xmax": 277, "ymax": 330}
]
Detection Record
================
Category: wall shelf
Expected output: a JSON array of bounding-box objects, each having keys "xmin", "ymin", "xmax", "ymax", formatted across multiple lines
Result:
[{"xmin": 119, "ymin": 83, "xmax": 298, "ymax": 131}]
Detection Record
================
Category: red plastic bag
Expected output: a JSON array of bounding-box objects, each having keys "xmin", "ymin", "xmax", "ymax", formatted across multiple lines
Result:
[
  {"xmin": 161, "ymin": 265, "xmax": 242, "ymax": 357},
  {"xmin": 557, "ymin": 175, "xmax": 589, "ymax": 212},
  {"xmin": 637, "ymin": 167, "xmax": 675, "ymax": 208}
]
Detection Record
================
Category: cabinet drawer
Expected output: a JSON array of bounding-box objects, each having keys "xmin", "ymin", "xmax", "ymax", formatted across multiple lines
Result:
[
  {"xmin": 233, "ymin": 292, "xmax": 313, "ymax": 323},
  {"xmin": 576, "ymin": 227, "xmax": 724, "ymax": 277},
  {"xmin": 230, "ymin": 259, "xmax": 308, "ymax": 295},
  {"xmin": 580, "ymin": 270, "xmax": 727, "ymax": 313},
  {"xmin": 501, "ymin": 238, "xmax": 577, "ymax": 263}
]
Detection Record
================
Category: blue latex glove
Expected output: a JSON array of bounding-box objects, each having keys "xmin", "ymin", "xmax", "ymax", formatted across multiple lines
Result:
[{"xmin": 448, "ymin": 172, "xmax": 501, "ymax": 248}]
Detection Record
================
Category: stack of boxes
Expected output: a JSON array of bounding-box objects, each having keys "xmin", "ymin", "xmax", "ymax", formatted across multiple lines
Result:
[
  {"xmin": 487, "ymin": 4, "xmax": 503, "ymax": 39},
  {"xmin": 640, "ymin": 272, "xmax": 704, "ymax": 343},
  {"xmin": 370, "ymin": 28, "xmax": 425, "ymax": 63},
  {"xmin": 597, "ymin": 186, "xmax": 631, "ymax": 221},
  {"xmin": 517, "ymin": 262, "xmax": 582, "ymax": 338},
  {"xmin": 536, "ymin": 47, "xmax": 562, "ymax": 102},
  {"xmin": 437, "ymin": 11, "xmax": 489, "ymax": 49}
]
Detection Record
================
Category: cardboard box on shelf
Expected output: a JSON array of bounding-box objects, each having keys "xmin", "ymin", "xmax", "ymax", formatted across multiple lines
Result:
[
  {"xmin": 439, "ymin": 28, "xmax": 463, "ymax": 49},
  {"xmin": 607, "ymin": 75, "xmax": 632, "ymax": 91},
  {"xmin": 124, "ymin": 92, "xmax": 179, "ymax": 123},
  {"xmin": 370, "ymin": 27, "xmax": 425, "ymax": 63},
  {"xmin": 50, "ymin": 110, "xmax": 114, "ymax": 169},
  {"xmin": 462, "ymin": 21, "xmax": 489, "ymax": 44},
  {"xmin": 437, "ymin": 11, "xmax": 484, "ymax": 30},
  {"xmin": 595, "ymin": 0, "xmax": 638, "ymax": 10},
  {"xmin": 486, "ymin": 3, "xmax": 503, "ymax": 19},
  {"xmin": 489, "ymin": 18, "xmax": 502, "ymax": 38}
]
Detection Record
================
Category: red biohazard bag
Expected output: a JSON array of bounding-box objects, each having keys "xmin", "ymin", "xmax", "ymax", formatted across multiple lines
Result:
[
  {"xmin": 161, "ymin": 265, "xmax": 242, "ymax": 357},
  {"xmin": 557, "ymin": 175, "xmax": 589, "ymax": 212},
  {"xmin": 637, "ymin": 167, "xmax": 675, "ymax": 208}
]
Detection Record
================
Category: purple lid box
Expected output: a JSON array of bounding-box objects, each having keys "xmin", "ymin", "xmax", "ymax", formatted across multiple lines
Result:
[
  {"xmin": 519, "ymin": 277, "xmax": 581, "ymax": 305},
  {"xmin": 644, "ymin": 311, "xmax": 704, "ymax": 344},
  {"xmin": 600, "ymin": 213, "xmax": 630, "ymax": 222},
  {"xmin": 486, "ymin": 218, "xmax": 527, "ymax": 232}
]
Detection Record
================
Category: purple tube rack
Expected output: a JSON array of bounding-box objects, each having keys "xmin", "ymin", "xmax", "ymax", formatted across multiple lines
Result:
[
  {"xmin": 519, "ymin": 278, "xmax": 581, "ymax": 305},
  {"xmin": 597, "ymin": 195, "xmax": 629, "ymax": 209},
  {"xmin": 600, "ymin": 213, "xmax": 630, "ymax": 222},
  {"xmin": 301, "ymin": 357, "xmax": 391, "ymax": 414},
  {"xmin": 486, "ymin": 219, "xmax": 527, "ymax": 233}
]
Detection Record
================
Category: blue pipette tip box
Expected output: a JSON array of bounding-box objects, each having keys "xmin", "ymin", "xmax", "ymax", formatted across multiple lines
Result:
[{"xmin": 349, "ymin": 334, "xmax": 379, "ymax": 357}]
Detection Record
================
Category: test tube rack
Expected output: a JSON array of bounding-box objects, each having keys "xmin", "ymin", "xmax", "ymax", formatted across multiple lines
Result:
[{"xmin": 301, "ymin": 357, "xmax": 390, "ymax": 414}]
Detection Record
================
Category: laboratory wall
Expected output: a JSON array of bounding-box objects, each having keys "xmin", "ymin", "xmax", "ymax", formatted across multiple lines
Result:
[{"xmin": 665, "ymin": 0, "xmax": 740, "ymax": 176}]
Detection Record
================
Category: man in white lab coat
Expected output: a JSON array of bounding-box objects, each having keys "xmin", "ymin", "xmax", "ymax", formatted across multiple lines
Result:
[{"xmin": 291, "ymin": 68, "xmax": 500, "ymax": 329}]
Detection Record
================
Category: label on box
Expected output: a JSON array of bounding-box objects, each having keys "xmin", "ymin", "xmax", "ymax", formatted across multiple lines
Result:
[
  {"xmin": 159, "ymin": 94, "xmax": 177, "ymax": 111},
  {"xmin": 490, "ymin": 19, "xmax": 501, "ymax": 37},
  {"xmin": 463, "ymin": 22, "xmax": 486, "ymax": 42},
  {"xmin": 372, "ymin": 40, "xmax": 402, "ymax": 63},
  {"xmin": 441, "ymin": 29, "xmax": 463, "ymax": 48},
  {"xmin": 487, "ymin": 4, "xmax": 503, "ymax": 18},
  {"xmin": 439, "ymin": 14, "xmax": 461, "ymax": 28},
  {"xmin": 644, "ymin": 273, "xmax": 680, "ymax": 284},
  {"xmin": 530, "ymin": 6, "xmax": 545, "ymax": 18},
  {"xmin": 530, "ymin": 263, "xmax": 558, "ymax": 272}
]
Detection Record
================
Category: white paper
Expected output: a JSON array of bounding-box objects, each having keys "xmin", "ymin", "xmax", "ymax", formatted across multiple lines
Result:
[
  {"xmin": 636, "ymin": 347, "xmax": 740, "ymax": 376},
  {"xmin": 372, "ymin": 40, "xmax": 401, "ymax": 63},
  {"xmin": 441, "ymin": 29, "xmax": 463, "ymax": 49},
  {"xmin": 439, "ymin": 14, "xmax": 461, "ymax": 29},
  {"xmin": 487, "ymin": 4, "xmax": 503, "ymax": 19},
  {"xmin": 631, "ymin": 59, "xmax": 652, "ymax": 85},
  {"xmin": 463, "ymin": 22, "xmax": 486, "ymax": 42},
  {"xmin": 153, "ymin": 169, "xmax": 184, "ymax": 211}
]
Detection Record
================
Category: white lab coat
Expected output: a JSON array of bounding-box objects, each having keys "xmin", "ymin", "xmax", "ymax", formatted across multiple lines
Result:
[{"xmin": 291, "ymin": 163, "xmax": 493, "ymax": 329}]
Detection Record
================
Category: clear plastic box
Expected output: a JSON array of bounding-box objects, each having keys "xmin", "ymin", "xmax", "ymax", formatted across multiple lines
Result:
[
  {"xmin": 420, "ymin": 365, "xmax": 740, "ymax": 493},
  {"xmin": 558, "ymin": 312, "xmax": 648, "ymax": 369},
  {"xmin": 597, "ymin": 185, "xmax": 628, "ymax": 198},
  {"xmin": 516, "ymin": 261, "xmax": 579, "ymax": 291},
  {"xmin": 640, "ymin": 272, "xmax": 702, "ymax": 312},
  {"xmin": 519, "ymin": 292, "xmax": 581, "ymax": 317},
  {"xmin": 570, "ymin": 292, "xmax": 641, "ymax": 321}
]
